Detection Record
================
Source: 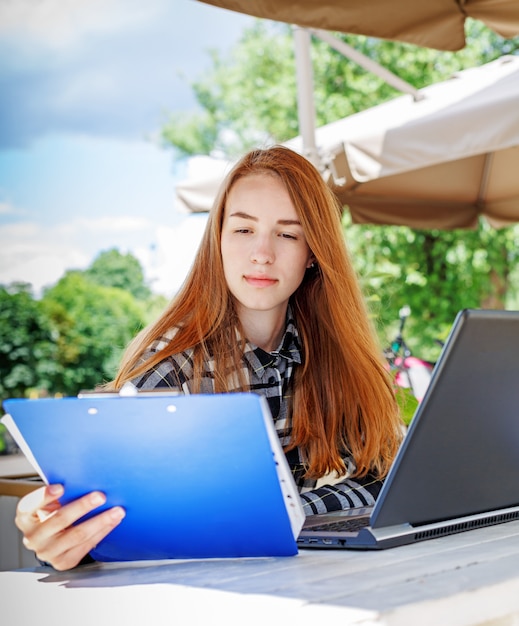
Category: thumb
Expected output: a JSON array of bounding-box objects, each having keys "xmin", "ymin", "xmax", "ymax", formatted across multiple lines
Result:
[{"xmin": 17, "ymin": 484, "xmax": 64, "ymax": 516}]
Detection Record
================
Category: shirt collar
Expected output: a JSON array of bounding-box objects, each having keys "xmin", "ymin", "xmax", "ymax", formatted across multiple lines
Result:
[{"xmin": 240, "ymin": 307, "xmax": 302, "ymax": 373}]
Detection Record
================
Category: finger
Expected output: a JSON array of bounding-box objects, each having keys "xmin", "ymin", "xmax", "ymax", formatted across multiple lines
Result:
[
  {"xmin": 35, "ymin": 506, "xmax": 126, "ymax": 571},
  {"xmin": 20, "ymin": 490, "xmax": 107, "ymax": 558},
  {"xmin": 17, "ymin": 484, "xmax": 64, "ymax": 515},
  {"xmin": 15, "ymin": 485, "xmax": 64, "ymax": 534},
  {"xmin": 23, "ymin": 490, "xmax": 107, "ymax": 548}
]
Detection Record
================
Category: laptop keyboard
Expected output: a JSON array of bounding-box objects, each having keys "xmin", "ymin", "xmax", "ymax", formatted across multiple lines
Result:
[{"xmin": 309, "ymin": 516, "xmax": 370, "ymax": 533}]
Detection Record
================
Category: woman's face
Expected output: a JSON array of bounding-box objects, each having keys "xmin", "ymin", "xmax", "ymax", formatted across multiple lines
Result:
[{"xmin": 220, "ymin": 173, "xmax": 315, "ymax": 320}]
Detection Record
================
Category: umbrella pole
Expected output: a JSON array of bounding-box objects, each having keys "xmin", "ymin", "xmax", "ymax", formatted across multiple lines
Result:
[
  {"xmin": 292, "ymin": 25, "xmax": 422, "ymax": 172},
  {"xmin": 292, "ymin": 26, "xmax": 320, "ymax": 168}
]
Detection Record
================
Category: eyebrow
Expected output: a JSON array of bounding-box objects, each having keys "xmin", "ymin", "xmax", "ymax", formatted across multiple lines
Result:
[{"xmin": 229, "ymin": 211, "xmax": 302, "ymax": 226}]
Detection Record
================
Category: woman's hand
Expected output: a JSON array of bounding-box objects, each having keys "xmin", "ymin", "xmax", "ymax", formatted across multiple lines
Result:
[{"xmin": 15, "ymin": 484, "xmax": 126, "ymax": 571}]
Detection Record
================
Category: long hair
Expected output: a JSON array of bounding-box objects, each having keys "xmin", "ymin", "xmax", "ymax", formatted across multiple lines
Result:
[{"xmin": 112, "ymin": 145, "xmax": 402, "ymax": 479}]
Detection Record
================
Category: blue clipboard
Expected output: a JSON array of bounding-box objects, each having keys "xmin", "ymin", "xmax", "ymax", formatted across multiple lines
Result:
[{"xmin": 2, "ymin": 392, "xmax": 304, "ymax": 561}]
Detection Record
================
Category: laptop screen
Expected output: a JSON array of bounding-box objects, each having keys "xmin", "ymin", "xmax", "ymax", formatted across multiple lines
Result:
[{"xmin": 372, "ymin": 309, "xmax": 519, "ymax": 528}]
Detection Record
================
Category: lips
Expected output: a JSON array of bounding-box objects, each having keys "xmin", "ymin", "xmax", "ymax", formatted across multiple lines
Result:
[{"xmin": 244, "ymin": 275, "xmax": 278, "ymax": 288}]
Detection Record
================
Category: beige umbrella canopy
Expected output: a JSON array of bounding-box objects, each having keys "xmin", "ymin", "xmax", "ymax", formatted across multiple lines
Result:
[
  {"xmin": 198, "ymin": 0, "xmax": 519, "ymax": 51},
  {"xmin": 176, "ymin": 56, "xmax": 519, "ymax": 229}
]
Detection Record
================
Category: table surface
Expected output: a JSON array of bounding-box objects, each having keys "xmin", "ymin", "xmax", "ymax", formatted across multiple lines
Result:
[
  {"xmin": 3, "ymin": 518, "xmax": 519, "ymax": 626},
  {"xmin": 0, "ymin": 454, "xmax": 43, "ymax": 497}
]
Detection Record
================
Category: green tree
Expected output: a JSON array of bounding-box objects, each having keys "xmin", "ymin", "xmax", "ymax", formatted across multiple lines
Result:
[
  {"xmin": 85, "ymin": 248, "xmax": 152, "ymax": 300},
  {"xmin": 41, "ymin": 272, "xmax": 147, "ymax": 395},
  {"xmin": 0, "ymin": 283, "xmax": 57, "ymax": 401},
  {"xmin": 84, "ymin": 248, "xmax": 168, "ymax": 324},
  {"xmin": 0, "ymin": 283, "xmax": 58, "ymax": 452},
  {"xmin": 345, "ymin": 217, "xmax": 519, "ymax": 360}
]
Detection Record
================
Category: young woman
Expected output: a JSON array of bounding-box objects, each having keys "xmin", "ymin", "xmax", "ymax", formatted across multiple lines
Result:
[{"xmin": 15, "ymin": 145, "xmax": 403, "ymax": 571}]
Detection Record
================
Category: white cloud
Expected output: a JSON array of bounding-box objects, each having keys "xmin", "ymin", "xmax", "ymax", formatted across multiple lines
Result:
[
  {"xmin": 0, "ymin": 221, "xmax": 90, "ymax": 294},
  {"xmin": 0, "ymin": 200, "xmax": 17, "ymax": 215},
  {"xmin": 0, "ymin": 212, "xmax": 208, "ymax": 298},
  {"xmin": 0, "ymin": 0, "xmax": 167, "ymax": 47},
  {"xmin": 145, "ymin": 215, "xmax": 208, "ymax": 297},
  {"xmin": 59, "ymin": 215, "xmax": 153, "ymax": 236}
]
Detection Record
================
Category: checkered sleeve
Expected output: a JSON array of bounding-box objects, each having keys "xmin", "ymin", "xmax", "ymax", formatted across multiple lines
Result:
[
  {"xmin": 131, "ymin": 355, "xmax": 186, "ymax": 391},
  {"xmin": 131, "ymin": 343, "xmax": 219, "ymax": 394},
  {"xmin": 298, "ymin": 473, "xmax": 384, "ymax": 515},
  {"xmin": 288, "ymin": 449, "xmax": 384, "ymax": 515},
  {"xmin": 129, "ymin": 329, "xmax": 199, "ymax": 393}
]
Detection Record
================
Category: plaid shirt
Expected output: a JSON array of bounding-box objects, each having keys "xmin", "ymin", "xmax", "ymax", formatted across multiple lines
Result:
[{"xmin": 132, "ymin": 311, "xmax": 383, "ymax": 515}]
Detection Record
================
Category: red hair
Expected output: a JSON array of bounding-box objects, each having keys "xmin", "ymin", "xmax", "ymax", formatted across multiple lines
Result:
[{"xmin": 112, "ymin": 146, "xmax": 402, "ymax": 479}]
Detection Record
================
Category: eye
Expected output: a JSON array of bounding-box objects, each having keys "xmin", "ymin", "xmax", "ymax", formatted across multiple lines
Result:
[
  {"xmin": 280, "ymin": 232, "xmax": 298, "ymax": 240},
  {"xmin": 234, "ymin": 227, "xmax": 252, "ymax": 234}
]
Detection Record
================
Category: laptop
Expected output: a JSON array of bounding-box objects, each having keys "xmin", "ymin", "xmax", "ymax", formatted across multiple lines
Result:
[
  {"xmin": 2, "ymin": 392, "xmax": 305, "ymax": 561},
  {"xmin": 298, "ymin": 308, "xmax": 519, "ymax": 550}
]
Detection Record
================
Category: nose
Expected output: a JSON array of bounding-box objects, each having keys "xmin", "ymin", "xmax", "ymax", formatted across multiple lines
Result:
[{"xmin": 250, "ymin": 235, "xmax": 274, "ymax": 265}]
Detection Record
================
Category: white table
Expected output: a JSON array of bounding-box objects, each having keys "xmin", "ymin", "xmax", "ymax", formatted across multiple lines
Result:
[{"xmin": 3, "ymin": 520, "xmax": 519, "ymax": 626}]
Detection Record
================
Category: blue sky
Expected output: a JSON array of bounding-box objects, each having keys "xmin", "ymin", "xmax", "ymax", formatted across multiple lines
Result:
[{"xmin": 0, "ymin": 0, "xmax": 254, "ymax": 296}]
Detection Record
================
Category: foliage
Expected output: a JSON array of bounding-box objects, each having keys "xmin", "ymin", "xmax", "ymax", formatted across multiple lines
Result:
[
  {"xmin": 0, "ymin": 283, "xmax": 58, "ymax": 453},
  {"xmin": 40, "ymin": 271, "xmax": 147, "ymax": 395},
  {"xmin": 346, "ymin": 217, "xmax": 519, "ymax": 359},
  {"xmin": 0, "ymin": 251, "xmax": 163, "ymax": 404},
  {"xmin": 0, "ymin": 283, "xmax": 57, "ymax": 401},
  {"xmin": 394, "ymin": 387, "xmax": 419, "ymax": 426},
  {"xmin": 84, "ymin": 248, "xmax": 152, "ymax": 300},
  {"xmin": 85, "ymin": 248, "xmax": 168, "ymax": 322}
]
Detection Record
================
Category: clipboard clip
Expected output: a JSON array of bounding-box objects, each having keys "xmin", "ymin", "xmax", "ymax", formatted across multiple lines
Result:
[{"xmin": 78, "ymin": 382, "xmax": 180, "ymax": 399}]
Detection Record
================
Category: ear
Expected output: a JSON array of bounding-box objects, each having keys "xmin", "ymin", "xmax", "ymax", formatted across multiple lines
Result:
[{"xmin": 306, "ymin": 255, "xmax": 316, "ymax": 269}]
